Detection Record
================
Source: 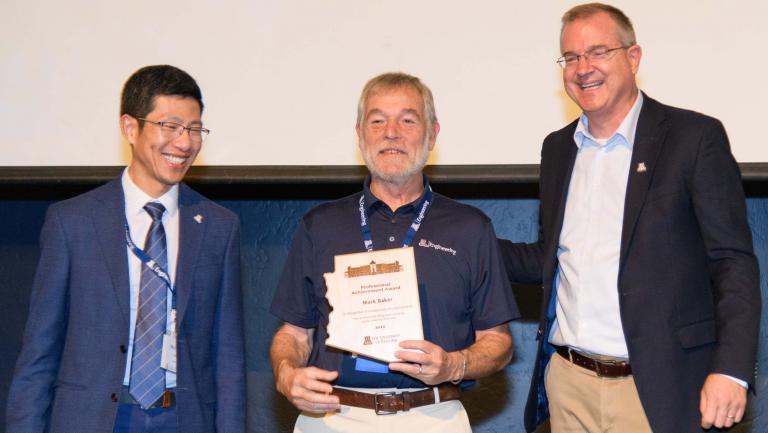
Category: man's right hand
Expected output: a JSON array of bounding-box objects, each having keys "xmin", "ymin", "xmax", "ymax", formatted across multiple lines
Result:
[{"xmin": 275, "ymin": 362, "xmax": 341, "ymax": 413}]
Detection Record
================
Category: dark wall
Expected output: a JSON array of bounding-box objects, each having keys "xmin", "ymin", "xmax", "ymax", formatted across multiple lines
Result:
[
  {"xmin": 1, "ymin": 196, "xmax": 766, "ymax": 433},
  {"xmin": 0, "ymin": 200, "xmax": 49, "ymax": 431}
]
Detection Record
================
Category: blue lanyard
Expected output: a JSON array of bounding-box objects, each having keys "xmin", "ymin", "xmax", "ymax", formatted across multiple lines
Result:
[
  {"xmin": 358, "ymin": 187, "xmax": 433, "ymax": 251},
  {"xmin": 352, "ymin": 187, "xmax": 432, "ymax": 374},
  {"xmin": 124, "ymin": 223, "xmax": 176, "ymax": 310}
]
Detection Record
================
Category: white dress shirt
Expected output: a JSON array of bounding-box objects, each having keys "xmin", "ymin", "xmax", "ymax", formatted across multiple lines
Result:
[
  {"xmin": 121, "ymin": 169, "xmax": 179, "ymax": 388},
  {"xmin": 549, "ymin": 93, "xmax": 643, "ymax": 358}
]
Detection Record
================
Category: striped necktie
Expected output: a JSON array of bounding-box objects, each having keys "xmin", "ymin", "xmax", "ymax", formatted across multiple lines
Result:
[{"xmin": 130, "ymin": 201, "xmax": 168, "ymax": 408}]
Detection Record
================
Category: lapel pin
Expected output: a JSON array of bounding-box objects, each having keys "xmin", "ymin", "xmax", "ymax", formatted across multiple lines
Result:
[
  {"xmin": 636, "ymin": 162, "xmax": 647, "ymax": 173},
  {"xmin": 194, "ymin": 214, "xmax": 203, "ymax": 224}
]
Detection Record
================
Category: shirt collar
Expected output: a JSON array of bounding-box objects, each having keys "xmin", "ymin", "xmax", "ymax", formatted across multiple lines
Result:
[
  {"xmin": 362, "ymin": 174, "xmax": 431, "ymax": 214},
  {"xmin": 574, "ymin": 92, "xmax": 644, "ymax": 150},
  {"xmin": 121, "ymin": 168, "xmax": 179, "ymax": 219}
]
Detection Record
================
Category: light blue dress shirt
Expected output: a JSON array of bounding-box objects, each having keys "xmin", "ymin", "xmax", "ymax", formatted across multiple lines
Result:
[{"xmin": 549, "ymin": 93, "xmax": 643, "ymax": 358}]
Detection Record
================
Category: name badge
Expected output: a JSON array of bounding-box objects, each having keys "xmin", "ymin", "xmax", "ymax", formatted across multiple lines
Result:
[{"xmin": 161, "ymin": 334, "xmax": 177, "ymax": 373}]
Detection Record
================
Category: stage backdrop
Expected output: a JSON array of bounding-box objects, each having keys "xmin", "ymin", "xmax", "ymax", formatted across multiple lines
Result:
[{"xmin": 2, "ymin": 0, "xmax": 767, "ymax": 167}]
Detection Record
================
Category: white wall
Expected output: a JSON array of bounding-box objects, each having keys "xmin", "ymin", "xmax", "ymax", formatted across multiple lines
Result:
[{"xmin": 1, "ymin": 0, "xmax": 765, "ymax": 166}]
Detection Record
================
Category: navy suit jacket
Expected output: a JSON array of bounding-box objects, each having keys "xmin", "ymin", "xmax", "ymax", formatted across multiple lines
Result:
[
  {"xmin": 6, "ymin": 177, "xmax": 246, "ymax": 433},
  {"xmin": 500, "ymin": 95, "xmax": 761, "ymax": 433}
]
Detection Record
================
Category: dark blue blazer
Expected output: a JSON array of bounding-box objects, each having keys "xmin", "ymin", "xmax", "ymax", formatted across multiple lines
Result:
[
  {"xmin": 6, "ymin": 177, "xmax": 246, "ymax": 433},
  {"xmin": 501, "ymin": 95, "xmax": 761, "ymax": 433}
]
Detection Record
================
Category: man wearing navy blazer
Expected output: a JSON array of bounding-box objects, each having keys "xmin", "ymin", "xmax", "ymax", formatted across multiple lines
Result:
[
  {"xmin": 500, "ymin": 4, "xmax": 760, "ymax": 433},
  {"xmin": 6, "ymin": 65, "xmax": 245, "ymax": 432}
]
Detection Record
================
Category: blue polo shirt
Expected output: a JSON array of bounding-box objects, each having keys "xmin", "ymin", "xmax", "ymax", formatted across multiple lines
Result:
[{"xmin": 270, "ymin": 177, "xmax": 519, "ymax": 389}]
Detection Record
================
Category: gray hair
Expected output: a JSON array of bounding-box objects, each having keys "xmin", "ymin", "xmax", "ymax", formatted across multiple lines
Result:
[
  {"xmin": 356, "ymin": 72, "xmax": 437, "ymax": 141},
  {"xmin": 561, "ymin": 3, "xmax": 637, "ymax": 47}
]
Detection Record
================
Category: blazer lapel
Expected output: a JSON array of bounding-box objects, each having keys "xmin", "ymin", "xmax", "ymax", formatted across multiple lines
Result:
[
  {"xmin": 544, "ymin": 127, "xmax": 578, "ymax": 280},
  {"xmin": 91, "ymin": 177, "xmax": 131, "ymax": 325},
  {"xmin": 620, "ymin": 94, "xmax": 670, "ymax": 268},
  {"xmin": 174, "ymin": 184, "xmax": 205, "ymax": 329},
  {"xmin": 539, "ymin": 126, "xmax": 578, "ymax": 325}
]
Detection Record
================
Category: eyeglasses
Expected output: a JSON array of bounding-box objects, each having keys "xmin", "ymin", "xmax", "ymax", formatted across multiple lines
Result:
[
  {"xmin": 556, "ymin": 46, "xmax": 630, "ymax": 69},
  {"xmin": 137, "ymin": 118, "xmax": 210, "ymax": 143}
]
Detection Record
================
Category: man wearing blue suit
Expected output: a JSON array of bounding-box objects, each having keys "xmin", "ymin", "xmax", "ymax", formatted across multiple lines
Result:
[
  {"xmin": 500, "ymin": 4, "xmax": 760, "ymax": 433},
  {"xmin": 6, "ymin": 65, "xmax": 245, "ymax": 432}
]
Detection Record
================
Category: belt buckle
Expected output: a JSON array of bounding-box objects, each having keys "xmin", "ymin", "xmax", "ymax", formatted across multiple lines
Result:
[
  {"xmin": 594, "ymin": 361, "xmax": 605, "ymax": 377},
  {"xmin": 593, "ymin": 358, "xmax": 621, "ymax": 377},
  {"xmin": 373, "ymin": 392, "xmax": 397, "ymax": 415}
]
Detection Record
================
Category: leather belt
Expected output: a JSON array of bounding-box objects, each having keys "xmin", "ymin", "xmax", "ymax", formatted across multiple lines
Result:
[
  {"xmin": 331, "ymin": 384, "xmax": 461, "ymax": 415},
  {"xmin": 119, "ymin": 387, "xmax": 175, "ymax": 409},
  {"xmin": 555, "ymin": 345, "xmax": 632, "ymax": 377}
]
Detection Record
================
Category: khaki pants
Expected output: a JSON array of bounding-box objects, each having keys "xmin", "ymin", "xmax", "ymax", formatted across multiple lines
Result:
[
  {"xmin": 294, "ymin": 399, "xmax": 471, "ymax": 433},
  {"xmin": 545, "ymin": 351, "xmax": 653, "ymax": 433}
]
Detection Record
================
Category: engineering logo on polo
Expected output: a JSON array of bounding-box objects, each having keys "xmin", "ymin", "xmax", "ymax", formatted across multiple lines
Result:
[{"xmin": 418, "ymin": 238, "xmax": 457, "ymax": 256}]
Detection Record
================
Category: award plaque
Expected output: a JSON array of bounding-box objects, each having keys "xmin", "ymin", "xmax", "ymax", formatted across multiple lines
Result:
[{"xmin": 324, "ymin": 247, "xmax": 423, "ymax": 362}]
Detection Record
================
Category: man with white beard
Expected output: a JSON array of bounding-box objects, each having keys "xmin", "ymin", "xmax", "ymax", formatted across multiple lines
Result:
[{"xmin": 269, "ymin": 72, "xmax": 519, "ymax": 432}]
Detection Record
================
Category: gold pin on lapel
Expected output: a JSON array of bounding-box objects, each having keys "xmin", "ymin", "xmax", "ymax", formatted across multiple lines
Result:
[
  {"xmin": 194, "ymin": 214, "xmax": 203, "ymax": 224},
  {"xmin": 636, "ymin": 162, "xmax": 647, "ymax": 173}
]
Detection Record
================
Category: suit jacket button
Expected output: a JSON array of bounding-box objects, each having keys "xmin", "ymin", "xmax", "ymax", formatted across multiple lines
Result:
[
  {"xmin": 111, "ymin": 393, "xmax": 118, "ymax": 402},
  {"xmin": 120, "ymin": 344, "xmax": 127, "ymax": 353}
]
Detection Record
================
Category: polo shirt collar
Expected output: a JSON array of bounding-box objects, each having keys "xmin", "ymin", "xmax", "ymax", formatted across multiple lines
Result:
[{"xmin": 362, "ymin": 174, "xmax": 431, "ymax": 213}]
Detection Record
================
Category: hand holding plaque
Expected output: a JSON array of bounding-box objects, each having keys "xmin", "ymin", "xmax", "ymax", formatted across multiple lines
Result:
[{"xmin": 324, "ymin": 247, "xmax": 423, "ymax": 363}]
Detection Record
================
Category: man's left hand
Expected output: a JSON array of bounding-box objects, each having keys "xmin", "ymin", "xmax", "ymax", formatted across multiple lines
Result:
[
  {"xmin": 700, "ymin": 373, "xmax": 747, "ymax": 429},
  {"xmin": 388, "ymin": 340, "xmax": 461, "ymax": 385}
]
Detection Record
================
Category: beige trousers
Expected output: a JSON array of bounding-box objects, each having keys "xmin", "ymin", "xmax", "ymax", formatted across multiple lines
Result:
[
  {"xmin": 294, "ymin": 399, "xmax": 471, "ymax": 433},
  {"xmin": 545, "ymin": 351, "xmax": 653, "ymax": 433}
]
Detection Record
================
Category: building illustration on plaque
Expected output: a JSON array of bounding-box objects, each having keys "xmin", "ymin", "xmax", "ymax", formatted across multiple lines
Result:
[{"xmin": 345, "ymin": 260, "xmax": 403, "ymax": 277}]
